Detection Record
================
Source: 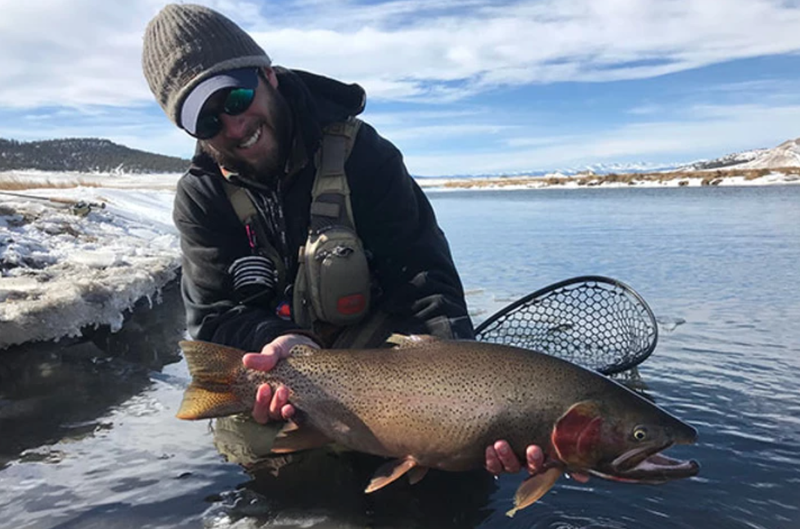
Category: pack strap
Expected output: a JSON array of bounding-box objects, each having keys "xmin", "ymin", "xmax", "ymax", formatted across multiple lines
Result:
[
  {"xmin": 223, "ymin": 181, "xmax": 258, "ymax": 222},
  {"xmin": 311, "ymin": 117, "xmax": 362, "ymax": 229}
]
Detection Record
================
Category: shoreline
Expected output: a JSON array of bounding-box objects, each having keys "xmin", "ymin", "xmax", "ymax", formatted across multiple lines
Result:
[
  {"xmin": 3, "ymin": 168, "xmax": 800, "ymax": 194},
  {"xmin": 415, "ymin": 168, "xmax": 800, "ymax": 191}
]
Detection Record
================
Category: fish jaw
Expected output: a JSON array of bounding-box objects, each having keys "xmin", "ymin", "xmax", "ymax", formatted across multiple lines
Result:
[{"xmin": 591, "ymin": 439, "xmax": 700, "ymax": 483}]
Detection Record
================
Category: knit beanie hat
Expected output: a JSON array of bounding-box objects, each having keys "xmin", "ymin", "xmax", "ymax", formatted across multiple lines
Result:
[{"xmin": 142, "ymin": 3, "xmax": 272, "ymax": 129}]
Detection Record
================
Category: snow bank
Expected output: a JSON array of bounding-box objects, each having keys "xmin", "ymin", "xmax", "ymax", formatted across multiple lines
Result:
[{"xmin": 0, "ymin": 175, "xmax": 181, "ymax": 349}]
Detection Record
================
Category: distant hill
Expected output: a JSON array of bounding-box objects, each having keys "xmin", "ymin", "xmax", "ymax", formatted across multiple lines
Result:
[
  {"xmin": 0, "ymin": 138, "xmax": 190, "ymax": 174},
  {"xmin": 685, "ymin": 138, "xmax": 800, "ymax": 171},
  {"xmin": 735, "ymin": 138, "xmax": 800, "ymax": 169},
  {"xmin": 683, "ymin": 149, "xmax": 768, "ymax": 170}
]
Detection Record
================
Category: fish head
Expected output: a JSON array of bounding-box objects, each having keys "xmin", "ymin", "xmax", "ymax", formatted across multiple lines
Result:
[{"xmin": 551, "ymin": 396, "xmax": 699, "ymax": 484}]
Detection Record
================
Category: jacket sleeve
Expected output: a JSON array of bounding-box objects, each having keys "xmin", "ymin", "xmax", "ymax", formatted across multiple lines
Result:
[
  {"xmin": 173, "ymin": 175, "xmax": 298, "ymax": 351},
  {"xmin": 346, "ymin": 123, "xmax": 475, "ymax": 340}
]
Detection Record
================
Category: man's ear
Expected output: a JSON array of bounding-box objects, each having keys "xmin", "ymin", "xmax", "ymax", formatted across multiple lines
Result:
[{"xmin": 262, "ymin": 66, "xmax": 279, "ymax": 88}]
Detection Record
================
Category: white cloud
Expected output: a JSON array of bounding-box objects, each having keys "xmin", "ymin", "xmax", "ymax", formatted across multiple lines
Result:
[
  {"xmin": 2, "ymin": 0, "xmax": 800, "ymax": 108},
  {"xmin": 0, "ymin": 0, "xmax": 165, "ymax": 108},
  {"xmin": 2, "ymin": 0, "xmax": 800, "ymax": 173}
]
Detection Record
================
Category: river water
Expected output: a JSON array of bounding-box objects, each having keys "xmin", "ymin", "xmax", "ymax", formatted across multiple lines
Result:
[{"xmin": 1, "ymin": 184, "xmax": 799, "ymax": 528}]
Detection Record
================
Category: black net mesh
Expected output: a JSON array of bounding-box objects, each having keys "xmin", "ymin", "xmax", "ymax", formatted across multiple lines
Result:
[{"xmin": 474, "ymin": 276, "xmax": 658, "ymax": 375}]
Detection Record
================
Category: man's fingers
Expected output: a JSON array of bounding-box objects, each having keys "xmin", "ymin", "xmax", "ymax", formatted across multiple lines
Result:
[
  {"xmin": 252, "ymin": 384, "xmax": 273, "ymax": 424},
  {"xmin": 243, "ymin": 351, "xmax": 278, "ymax": 372},
  {"xmin": 569, "ymin": 472, "xmax": 590, "ymax": 483},
  {"xmin": 244, "ymin": 335, "xmax": 320, "ymax": 424},
  {"xmin": 485, "ymin": 445, "xmax": 503, "ymax": 475},
  {"xmin": 269, "ymin": 385, "xmax": 289, "ymax": 420},
  {"xmin": 494, "ymin": 440, "xmax": 521, "ymax": 473},
  {"xmin": 281, "ymin": 404, "xmax": 295, "ymax": 420},
  {"xmin": 526, "ymin": 444, "xmax": 545, "ymax": 474},
  {"xmin": 270, "ymin": 334, "xmax": 319, "ymax": 358}
]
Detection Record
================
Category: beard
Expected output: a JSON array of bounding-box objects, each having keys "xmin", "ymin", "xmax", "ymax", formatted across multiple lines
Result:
[{"xmin": 200, "ymin": 83, "xmax": 293, "ymax": 183}]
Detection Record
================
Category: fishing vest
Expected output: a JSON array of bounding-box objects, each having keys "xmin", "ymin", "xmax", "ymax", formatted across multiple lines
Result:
[{"xmin": 222, "ymin": 117, "xmax": 372, "ymax": 330}]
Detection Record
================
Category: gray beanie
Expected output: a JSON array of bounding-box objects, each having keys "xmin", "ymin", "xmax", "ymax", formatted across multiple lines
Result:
[{"xmin": 142, "ymin": 3, "xmax": 272, "ymax": 128}]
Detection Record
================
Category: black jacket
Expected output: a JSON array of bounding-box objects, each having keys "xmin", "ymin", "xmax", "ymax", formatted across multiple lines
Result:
[{"xmin": 173, "ymin": 68, "xmax": 474, "ymax": 351}]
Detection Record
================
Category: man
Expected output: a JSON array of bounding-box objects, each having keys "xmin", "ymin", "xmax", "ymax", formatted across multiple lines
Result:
[{"xmin": 142, "ymin": 3, "xmax": 543, "ymax": 477}]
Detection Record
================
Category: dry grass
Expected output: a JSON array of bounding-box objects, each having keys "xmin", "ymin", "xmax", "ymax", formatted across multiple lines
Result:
[
  {"xmin": 0, "ymin": 181, "xmax": 105, "ymax": 191},
  {"xmin": 442, "ymin": 166, "xmax": 800, "ymax": 189}
]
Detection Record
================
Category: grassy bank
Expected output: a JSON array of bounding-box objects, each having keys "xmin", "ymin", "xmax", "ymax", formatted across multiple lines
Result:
[{"xmin": 442, "ymin": 167, "xmax": 800, "ymax": 189}]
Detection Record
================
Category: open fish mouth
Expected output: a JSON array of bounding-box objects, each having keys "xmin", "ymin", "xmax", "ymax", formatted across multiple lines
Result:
[{"xmin": 592, "ymin": 442, "xmax": 700, "ymax": 483}]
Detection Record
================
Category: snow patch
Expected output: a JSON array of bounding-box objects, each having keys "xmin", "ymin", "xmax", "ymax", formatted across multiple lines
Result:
[{"xmin": 0, "ymin": 174, "xmax": 181, "ymax": 349}]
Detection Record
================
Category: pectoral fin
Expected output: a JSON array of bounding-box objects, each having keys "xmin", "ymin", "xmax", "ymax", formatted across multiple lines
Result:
[
  {"xmin": 365, "ymin": 457, "xmax": 420, "ymax": 493},
  {"xmin": 506, "ymin": 467, "xmax": 562, "ymax": 517},
  {"xmin": 271, "ymin": 421, "xmax": 332, "ymax": 454},
  {"xmin": 407, "ymin": 466, "xmax": 429, "ymax": 485}
]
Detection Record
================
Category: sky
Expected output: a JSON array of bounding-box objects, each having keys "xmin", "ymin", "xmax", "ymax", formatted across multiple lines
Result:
[{"xmin": 2, "ymin": 0, "xmax": 800, "ymax": 176}]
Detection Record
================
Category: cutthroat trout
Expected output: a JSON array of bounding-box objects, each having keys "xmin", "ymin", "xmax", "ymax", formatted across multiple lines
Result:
[{"xmin": 177, "ymin": 336, "xmax": 699, "ymax": 515}]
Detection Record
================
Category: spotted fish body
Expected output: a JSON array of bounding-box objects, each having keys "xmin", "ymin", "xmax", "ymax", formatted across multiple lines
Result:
[{"xmin": 178, "ymin": 337, "xmax": 699, "ymax": 514}]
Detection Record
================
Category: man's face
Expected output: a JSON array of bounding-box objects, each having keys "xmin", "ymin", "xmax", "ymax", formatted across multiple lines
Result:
[{"xmin": 200, "ymin": 68, "xmax": 291, "ymax": 180}]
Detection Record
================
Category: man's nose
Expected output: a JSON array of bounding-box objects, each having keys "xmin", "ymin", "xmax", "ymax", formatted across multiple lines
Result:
[{"xmin": 219, "ymin": 112, "xmax": 248, "ymax": 139}]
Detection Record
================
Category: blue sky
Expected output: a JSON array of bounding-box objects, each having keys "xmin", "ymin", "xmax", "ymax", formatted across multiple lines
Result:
[{"xmin": 2, "ymin": 0, "xmax": 800, "ymax": 176}]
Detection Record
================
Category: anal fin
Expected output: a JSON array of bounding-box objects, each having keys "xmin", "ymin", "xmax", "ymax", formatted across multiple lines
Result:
[
  {"xmin": 365, "ymin": 457, "xmax": 419, "ymax": 493},
  {"xmin": 271, "ymin": 421, "xmax": 332, "ymax": 454},
  {"xmin": 506, "ymin": 467, "xmax": 562, "ymax": 517}
]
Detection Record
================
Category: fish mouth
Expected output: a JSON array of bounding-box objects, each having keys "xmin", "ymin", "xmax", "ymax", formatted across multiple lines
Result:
[{"xmin": 592, "ymin": 441, "xmax": 700, "ymax": 483}]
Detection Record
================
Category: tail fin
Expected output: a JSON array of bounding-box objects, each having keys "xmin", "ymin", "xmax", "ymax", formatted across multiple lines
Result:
[{"xmin": 176, "ymin": 340, "xmax": 249, "ymax": 420}]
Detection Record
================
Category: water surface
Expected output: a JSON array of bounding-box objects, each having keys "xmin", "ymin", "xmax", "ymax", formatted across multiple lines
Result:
[{"xmin": 2, "ymin": 184, "xmax": 799, "ymax": 528}]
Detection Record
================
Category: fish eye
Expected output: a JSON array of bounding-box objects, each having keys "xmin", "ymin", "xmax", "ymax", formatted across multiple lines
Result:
[{"xmin": 633, "ymin": 427, "xmax": 648, "ymax": 441}]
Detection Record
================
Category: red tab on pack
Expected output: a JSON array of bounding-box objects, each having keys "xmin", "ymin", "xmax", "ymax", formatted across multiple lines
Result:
[
  {"xmin": 276, "ymin": 301, "xmax": 292, "ymax": 320},
  {"xmin": 337, "ymin": 294, "xmax": 366, "ymax": 315}
]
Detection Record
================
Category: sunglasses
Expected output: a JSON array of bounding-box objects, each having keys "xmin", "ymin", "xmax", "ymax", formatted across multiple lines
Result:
[{"xmin": 192, "ymin": 87, "xmax": 256, "ymax": 140}]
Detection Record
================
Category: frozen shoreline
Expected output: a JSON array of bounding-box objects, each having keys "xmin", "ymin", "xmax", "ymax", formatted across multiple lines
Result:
[{"xmin": 1, "ymin": 172, "xmax": 182, "ymax": 349}]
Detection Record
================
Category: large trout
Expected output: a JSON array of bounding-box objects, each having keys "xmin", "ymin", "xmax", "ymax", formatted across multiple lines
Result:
[{"xmin": 177, "ymin": 336, "xmax": 699, "ymax": 515}]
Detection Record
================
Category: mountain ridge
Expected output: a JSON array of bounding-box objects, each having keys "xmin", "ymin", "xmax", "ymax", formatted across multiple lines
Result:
[{"xmin": 0, "ymin": 138, "xmax": 190, "ymax": 174}]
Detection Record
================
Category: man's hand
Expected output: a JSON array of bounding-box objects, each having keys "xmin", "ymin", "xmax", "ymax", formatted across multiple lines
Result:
[
  {"xmin": 242, "ymin": 334, "xmax": 319, "ymax": 424},
  {"xmin": 485, "ymin": 440, "xmax": 590, "ymax": 482},
  {"xmin": 485, "ymin": 441, "xmax": 544, "ymax": 475}
]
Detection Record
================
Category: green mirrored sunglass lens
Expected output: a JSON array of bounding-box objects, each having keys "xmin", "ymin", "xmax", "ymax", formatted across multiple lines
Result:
[{"xmin": 224, "ymin": 88, "xmax": 255, "ymax": 115}]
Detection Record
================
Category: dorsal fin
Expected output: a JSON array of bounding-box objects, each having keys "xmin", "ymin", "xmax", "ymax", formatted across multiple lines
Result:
[{"xmin": 386, "ymin": 334, "xmax": 442, "ymax": 349}]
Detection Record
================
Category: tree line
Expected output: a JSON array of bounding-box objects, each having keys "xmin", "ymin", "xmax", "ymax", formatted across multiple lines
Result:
[{"xmin": 0, "ymin": 138, "xmax": 190, "ymax": 173}]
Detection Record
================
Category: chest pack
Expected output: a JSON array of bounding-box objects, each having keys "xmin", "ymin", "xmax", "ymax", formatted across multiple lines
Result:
[{"xmin": 222, "ymin": 117, "xmax": 371, "ymax": 329}]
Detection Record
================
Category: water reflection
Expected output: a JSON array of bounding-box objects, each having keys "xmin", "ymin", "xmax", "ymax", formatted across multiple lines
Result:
[
  {"xmin": 205, "ymin": 451, "xmax": 497, "ymax": 528},
  {"xmin": 0, "ymin": 280, "xmax": 185, "ymax": 467}
]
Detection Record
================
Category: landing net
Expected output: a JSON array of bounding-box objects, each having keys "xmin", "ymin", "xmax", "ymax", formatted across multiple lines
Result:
[{"xmin": 475, "ymin": 276, "xmax": 658, "ymax": 375}]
